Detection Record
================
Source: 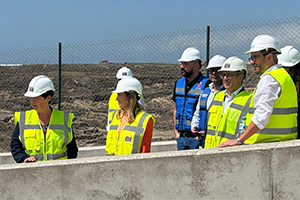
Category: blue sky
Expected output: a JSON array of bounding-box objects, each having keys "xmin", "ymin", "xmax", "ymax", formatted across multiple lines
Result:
[{"xmin": 0, "ymin": 0, "xmax": 299, "ymax": 52}]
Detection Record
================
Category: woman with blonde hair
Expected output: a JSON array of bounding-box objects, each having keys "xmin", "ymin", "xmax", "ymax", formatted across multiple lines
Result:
[{"xmin": 105, "ymin": 77, "xmax": 154, "ymax": 155}]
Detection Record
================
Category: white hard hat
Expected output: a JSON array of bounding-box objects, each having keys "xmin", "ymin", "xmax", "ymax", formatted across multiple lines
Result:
[
  {"xmin": 178, "ymin": 47, "xmax": 201, "ymax": 62},
  {"xmin": 278, "ymin": 45, "xmax": 300, "ymax": 67},
  {"xmin": 116, "ymin": 67, "xmax": 133, "ymax": 79},
  {"xmin": 24, "ymin": 75, "xmax": 55, "ymax": 97},
  {"xmin": 245, "ymin": 34, "xmax": 281, "ymax": 55},
  {"xmin": 112, "ymin": 77, "xmax": 142, "ymax": 96},
  {"xmin": 219, "ymin": 56, "xmax": 247, "ymax": 73},
  {"xmin": 207, "ymin": 55, "xmax": 226, "ymax": 69}
]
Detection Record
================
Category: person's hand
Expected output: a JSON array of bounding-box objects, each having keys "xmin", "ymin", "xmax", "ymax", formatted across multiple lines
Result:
[
  {"xmin": 174, "ymin": 129, "xmax": 180, "ymax": 139},
  {"xmin": 217, "ymin": 139, "xmax": 238, "ymax": 148},
  {"xmin": 191, "ymin": 126, "xmax": 199, "ymax": 134},
  {"xmin": 192, "ymin": 126, "xmax": 205, "ymax": 136},
  {"xmin": 24, "ymin": 156, "xmax": 36, "ymax": 163},
  {"xmin": 198, "ymin": 131, "xmax": 205, "ymax": 136}
]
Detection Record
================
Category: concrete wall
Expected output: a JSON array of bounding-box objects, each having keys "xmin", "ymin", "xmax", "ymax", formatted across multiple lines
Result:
[
  {"xmin": 0, "ymin": 140, "xmax": 177, "ymax": 165},
  {"xmin": 1, "ymin": 140, "xmax": 300, "ymax": 199}
]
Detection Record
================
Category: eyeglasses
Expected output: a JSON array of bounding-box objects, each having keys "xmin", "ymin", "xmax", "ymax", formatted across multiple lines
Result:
[
  {"xmin": 248, "ymin": 54, "xmax": 262, "ymax": 62},
  {"xmin": 220, "ymin": 73, "xmax": 238, "ymax": 79},
  {"xmin": 208, "ymin": 68, "xmax": 221, "ymax": 73},
  {"xmin": 248, "ymin": 52, "xmax": 270, "ymax": 62}
]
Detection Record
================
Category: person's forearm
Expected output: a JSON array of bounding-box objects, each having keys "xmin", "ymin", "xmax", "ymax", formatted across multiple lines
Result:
[
  {"xmin": 239, "ymin": 121, "xmax": 260, "ymax": 143},
  {"xmin": 173, "ymin": 103, "xmax": 179, "ymax": 138}
]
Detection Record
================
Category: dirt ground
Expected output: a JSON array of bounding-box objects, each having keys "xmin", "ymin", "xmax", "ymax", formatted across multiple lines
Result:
[{"xmin": 0, "ymin": 63, "xmax": 258, "ymax": 152}]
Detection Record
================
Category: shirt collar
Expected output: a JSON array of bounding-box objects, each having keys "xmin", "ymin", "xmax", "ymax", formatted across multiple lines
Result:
[{"xmin": 225, "ymin": 86, "xmax": 243, "ymax": 99}]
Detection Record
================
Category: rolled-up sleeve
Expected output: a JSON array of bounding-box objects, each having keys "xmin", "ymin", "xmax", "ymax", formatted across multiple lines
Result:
[
  {"xmin": 191, "ymin": 97, "xmax": 201, "ymax": 129},
  {"xmin": 251, "ymin": 74, "xmax": 281, "ymax": 130}
]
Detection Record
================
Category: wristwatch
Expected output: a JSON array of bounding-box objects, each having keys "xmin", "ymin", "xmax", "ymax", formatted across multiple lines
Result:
[{"xmin": 236, "ymin": 137, "xmax": 244, "ymax": 145}]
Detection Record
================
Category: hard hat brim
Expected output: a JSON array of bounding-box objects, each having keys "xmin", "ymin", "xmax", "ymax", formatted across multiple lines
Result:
[
  {"xmin": 218, "ymin": 68, "xmax": 241, "ymax": 72},
  {"xmin": 206, "ymin": 65, "xmax": 222, "ymax": 69},
  {"xmin": 245, "ymin": 48, "xmax": 282, "ymax": 55},
  {"xmin": 178, "ymin": 58, "xmax": 196, "ymax": 62},
  {"xmin": 279, "ymin": 61, "xmax": 300, "ymax": 67},
  {"xmin": 111, "ymin": 89, "xmax": 125, "ymax": 94},
  {"xmin": 244, "ymin": 50, "xmax": 254, "ymax": 55},
  {"xmin": 111, "ymin": 88, "xmax": 137, "ymax": 94},
  {"xmin": 24, "ymin": 91, "xmax": 43, "ymax": 97}
]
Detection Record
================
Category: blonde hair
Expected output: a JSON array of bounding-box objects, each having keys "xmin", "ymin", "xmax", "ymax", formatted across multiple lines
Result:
[{"xmin": 116, "ymin": 91, "xmax": 143, "ymax": 124}]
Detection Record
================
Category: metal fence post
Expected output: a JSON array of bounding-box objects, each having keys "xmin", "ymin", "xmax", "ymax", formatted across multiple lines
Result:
[
  {"xmin": 206, "ymin": 26, "xmax": 210, "ymax": 77},
  {"xmin": 58, "ymin": 42, "xmax": 61, "ymax": 110}
]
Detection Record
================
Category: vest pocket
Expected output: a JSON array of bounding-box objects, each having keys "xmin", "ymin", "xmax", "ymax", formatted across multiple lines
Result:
[
  {"xmin": 49, "ymin": 130, "xmax": 65, "ymax": 151},
  {"xmin": 24, "ymin": 130, "xmax": 40, "ymax": 152},
  {"xmin": 207, "ymin": 105, "xmax": 220, "ymax": 129},
  {"xmin": 119, "ymin": 131, "xmax": 135, "ymax": 154}
]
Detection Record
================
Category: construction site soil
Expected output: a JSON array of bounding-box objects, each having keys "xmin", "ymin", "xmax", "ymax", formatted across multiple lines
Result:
[{"xmin": 0, "ymin": 63, "xmax": 258, "ymax": 152}]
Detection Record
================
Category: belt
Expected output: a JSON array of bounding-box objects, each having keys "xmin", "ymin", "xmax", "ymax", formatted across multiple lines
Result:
[{"xmin": 179, "ymin": 131, "xmax": 196, "ymax": 138}]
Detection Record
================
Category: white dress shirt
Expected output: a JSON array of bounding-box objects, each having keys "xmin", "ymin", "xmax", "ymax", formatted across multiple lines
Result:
[{"xmin": 251, "ymin": 64, "xmax": 282, "ymax": 130}]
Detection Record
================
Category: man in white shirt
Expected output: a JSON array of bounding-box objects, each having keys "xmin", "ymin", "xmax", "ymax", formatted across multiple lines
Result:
[{"xmin": 218, "ymin": 34, "xmax": 298, "ymax": 147}]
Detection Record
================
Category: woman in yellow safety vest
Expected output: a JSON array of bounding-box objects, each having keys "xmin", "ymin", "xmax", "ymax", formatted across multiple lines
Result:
[
  {"xmin": 105, "ymin": 77, "xmax": 155, "ymax": 155},
  {"xmin": 10, "ymin": 75, "xmax": 78, "ymax": 163},
  {"xmin": 107, "ymin": 67, "xmax": 145, "ymax": 131}
]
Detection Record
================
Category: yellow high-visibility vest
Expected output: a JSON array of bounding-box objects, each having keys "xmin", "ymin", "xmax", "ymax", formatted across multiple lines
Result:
[
  {"xmin": 245, "ymin": 67, "xmax": 298, "ymax": 144},
  {"xmin": 14, "ymin": 109, "xmax": 73, "ymax": 161},
  {"xmin": 107, "ymin": 92, "xmax": 119, "ymax": 130},
  {"xmin": 105, "ymin": 110, "xmax": 154, "ymax": 155},
  {"xmin": 205, "ymin": 90, "xmax": 252, "ymax": 148}
]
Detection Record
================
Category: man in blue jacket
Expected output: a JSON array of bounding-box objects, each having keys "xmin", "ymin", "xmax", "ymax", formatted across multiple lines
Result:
[{"xmin": 173, "ymin": 47, "xmax": 211, "ymax": 150}]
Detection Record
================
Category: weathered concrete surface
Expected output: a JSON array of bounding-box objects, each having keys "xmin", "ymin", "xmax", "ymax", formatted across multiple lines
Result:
[
  {"xmin": 0, "ymin": 140, "xmax": 177, "ymax": 165},
  {"xmin": 1, "ymin": 140, "xmax": 300, "ymax": 200}
]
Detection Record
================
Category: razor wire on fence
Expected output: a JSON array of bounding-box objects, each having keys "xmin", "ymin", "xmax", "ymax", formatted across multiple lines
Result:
[{"xmin": 0, "ymin": 17, "xmax": 299, "ymax": 152}]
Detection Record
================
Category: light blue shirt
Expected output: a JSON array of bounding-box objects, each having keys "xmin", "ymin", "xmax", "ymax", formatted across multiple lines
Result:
[
  {"xmin": 191, "ymin": 83, "xmax": 224, "ymax": 129},
  {"xmin": 223, "ymin": 86, "xmax": 243, "ymax": 114}
]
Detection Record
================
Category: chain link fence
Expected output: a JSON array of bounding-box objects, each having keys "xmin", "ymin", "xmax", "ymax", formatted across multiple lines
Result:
[{"xmin": 0, "ymin": 17, "xmax": 299, "ymax": 152}]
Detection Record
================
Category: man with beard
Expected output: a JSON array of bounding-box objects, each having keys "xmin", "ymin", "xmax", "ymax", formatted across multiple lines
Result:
[
  {"xmin": 218, "ymin": 35, "xmax": 298, "ymax": 147},
  {"xmin": 191, "ymin": 55, "xmax": 226, "ymax": 148},
  {"xmin": 204, "ymin": 56, "xmax": 251, "ymax": 148},
  {"xmin": 172, "ymin": 47, "xmax": 210, "ymax": 150}
]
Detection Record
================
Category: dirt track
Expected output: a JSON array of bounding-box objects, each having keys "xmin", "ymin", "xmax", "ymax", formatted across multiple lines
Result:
[{"xmin": 0, "ymin": 63, "xmax": 258, "ymax": 152}]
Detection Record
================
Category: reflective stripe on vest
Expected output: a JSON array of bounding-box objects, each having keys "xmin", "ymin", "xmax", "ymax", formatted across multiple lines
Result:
[
  {"xmin": 205, "ymin": 90, "xmax": 251, "ymax": 148},
  {"xmin": 18, "ymin": 110, "xmax": 72, "ymax": 161},
  {"xmin": 215, "ymin": 98, "xmax": 252, "ymax": 139},
  {"xmin": 32, "ymin": 152, "xmax": 68, "ymax": 161},
  {"xmin": 108, "ymin": 93, "xmax": 119, "ymax": 129},
  {"xmin": 248, "ymin": 107, "xmax": 298, "ymax": 115},
  {"xmin": 174, "ymin": 76, "xmax": 210, "ymax": 131},
  {"xmin": 245, "ymin": 67, "xmax": 298, "ymax": 143},
  {"xmin": 110, "ymin": 113, "xmax": 147, "ymax": 154},
  {"xmin": 106, "ymin": 110, "xmax": 154, "ymax": 155}
]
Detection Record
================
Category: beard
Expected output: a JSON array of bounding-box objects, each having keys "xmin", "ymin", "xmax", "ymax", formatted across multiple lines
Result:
[{"xmin": 181, "ymin": 68, "xmax": 193, "ymax": 78}]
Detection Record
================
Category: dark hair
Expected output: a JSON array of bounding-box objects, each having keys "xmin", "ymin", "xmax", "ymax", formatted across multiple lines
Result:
[
  {"xmin": 260, "ymin": 49, "xmax": 278, "ymax": 63},
  {"xmin": 197, "ymin": 59, "xmax": 202, "ymax": 69},
  {"xmin": 235, "ymin": 70, "xmax": 247, "ymax": 82},
  {"xmin": 41, "ymin": 90, "xmax": 54, "ymax": 99}
]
